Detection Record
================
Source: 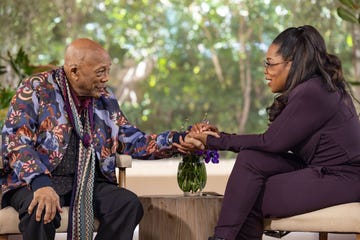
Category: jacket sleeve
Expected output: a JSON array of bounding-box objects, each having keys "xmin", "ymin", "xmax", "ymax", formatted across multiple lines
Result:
[
  {"xmin": 2, "ymin": 76, "xmax": 51, "ymax": 185},
  {"xmin": 105, "ymin": 95, "xmax": 182, "ymax": 160},
  {"xmin": 118, "ymin": 122, "xmax": 183, "ymax": 159},
  {"xmin": 207, "ymin": 78, "xmax": 341, "ymax": 153}
]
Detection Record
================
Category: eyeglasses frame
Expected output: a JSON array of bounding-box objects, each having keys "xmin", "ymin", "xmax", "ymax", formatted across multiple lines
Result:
[{"xmin": 263, "ymin": 60, "xmax": 291, "ymax": 68}]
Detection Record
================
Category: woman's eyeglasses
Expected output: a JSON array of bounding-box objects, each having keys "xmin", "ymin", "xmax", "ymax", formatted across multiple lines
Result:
[{"xmin": 263, "ymin": 60, "xmax": 291, "ymax": 68}]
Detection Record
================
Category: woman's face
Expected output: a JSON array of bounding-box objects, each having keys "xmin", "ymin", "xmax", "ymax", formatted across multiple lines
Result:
[{"xmin": 264, "ymin": 44, "xmax": 292, "ymax": 93}]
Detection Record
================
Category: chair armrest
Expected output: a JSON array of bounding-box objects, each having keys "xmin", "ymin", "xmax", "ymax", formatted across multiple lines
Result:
[
  {"xmin": 116, "ymin": 154, "xmax": 132, "ymax": 168},
  {"xmin": 116, "ymin": 154, "xmax": 132, "ymax": 188}
]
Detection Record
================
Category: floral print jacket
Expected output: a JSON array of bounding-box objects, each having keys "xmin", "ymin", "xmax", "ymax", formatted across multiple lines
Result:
[{"xmin": 1, "ymin": 67, "xmax": 177, "ymax": 196}]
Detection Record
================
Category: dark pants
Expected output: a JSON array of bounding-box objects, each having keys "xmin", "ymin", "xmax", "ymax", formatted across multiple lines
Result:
[
  {"xmin": 8, "ymin": 187, "xmax": 61, "ymax": 240},
  {"xmin": 8, "ymin": 180, "xmax": 143, "ymax": 240},
  {"xmin": 213, "ymin": 150, "xmax": 360, "ymax": 240}
]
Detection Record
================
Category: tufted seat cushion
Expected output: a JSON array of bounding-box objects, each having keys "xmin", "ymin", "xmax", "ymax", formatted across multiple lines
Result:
[
  {"xmin": 264, "ymin": 202, "xmax": 360, "ymax": 233},
  {"xmin": 0, "ymin": 206, "xmax": 20, "ymax": 234}
]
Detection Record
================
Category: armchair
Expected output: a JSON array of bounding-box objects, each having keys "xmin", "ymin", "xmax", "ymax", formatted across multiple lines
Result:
[{"xmin": 0, "ymin": 154, "xmax": 132, "ymax": 240}]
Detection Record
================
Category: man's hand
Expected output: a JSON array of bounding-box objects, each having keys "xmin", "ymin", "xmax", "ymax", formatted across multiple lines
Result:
[
  {"xmin": 172, "ymin": 135, "xmax": 204, "ymax": 154},
  {"xmin": 28, "ymin": 186, "xmax": 62, "ymax": 224},
  {"xmin": 173, "ymin": 130, "xmax": 220, "ymax": 154},
  {"xmin": 186, "ymin": 132, "xmax": 208, "ymax": 146},
  {"xmin": 172, "ymin": 122, "xmax": 220, "ymax": 153}
]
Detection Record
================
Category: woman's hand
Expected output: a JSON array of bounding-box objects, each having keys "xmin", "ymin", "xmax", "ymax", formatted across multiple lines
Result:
[
  {"xmin": 190, "ymin": 122, "xmax": 220, "ymax": 134},
  {"xmin": 172, "ymin": 122, "xmax": 220, "ymax": 154},
  {"xmin": 187, "ymin": 131, "xmax": 220, "ymax": 145}
]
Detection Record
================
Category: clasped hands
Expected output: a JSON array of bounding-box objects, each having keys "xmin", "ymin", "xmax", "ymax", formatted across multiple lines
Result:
[{"xmin": 173, "ymin": 122, "xmax": 220, "ymax": 154}]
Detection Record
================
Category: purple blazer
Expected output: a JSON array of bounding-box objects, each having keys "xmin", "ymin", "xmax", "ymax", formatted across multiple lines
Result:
[{"xmin": 208, "ymin": 77, "xmax": 360, "ymax": 167}]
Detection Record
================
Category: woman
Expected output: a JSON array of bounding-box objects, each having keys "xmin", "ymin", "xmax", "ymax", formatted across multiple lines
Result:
[{"xmin": 185, "ymin": 25, "xmax": 360, "ymax": 240}]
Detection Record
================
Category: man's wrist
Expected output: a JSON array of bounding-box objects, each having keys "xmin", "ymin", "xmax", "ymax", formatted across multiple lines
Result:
[
  {"xmin": 31, "ymin": 174, "xmax": 51, "ymax": 191},
  {"xmin": 168, "ymin": 135, "xmax": 174, "ymax": 145},
  {"xmin": 168, "ymin": 132, "xmax": 187, "ymax": 145}
]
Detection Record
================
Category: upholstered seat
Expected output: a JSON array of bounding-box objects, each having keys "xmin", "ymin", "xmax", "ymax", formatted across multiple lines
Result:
[
  {"xmin": 0, "ymin": 154, "xmax": 132, "ymax": 240},
  {"xmin": 264, "ymin": 202, "xmax": 360, "ymax": 240}
]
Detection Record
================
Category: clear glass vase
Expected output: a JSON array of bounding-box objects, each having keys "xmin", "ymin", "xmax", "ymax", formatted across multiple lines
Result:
[{"xmin": 177, "ymin": 154, "xmax": 207, "ymax": 196}]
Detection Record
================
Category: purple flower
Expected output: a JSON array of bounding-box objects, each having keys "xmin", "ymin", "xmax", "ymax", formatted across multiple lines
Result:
[{"xmin": 194, "ymin": 150, "xmax": 219, "ymax": 164}]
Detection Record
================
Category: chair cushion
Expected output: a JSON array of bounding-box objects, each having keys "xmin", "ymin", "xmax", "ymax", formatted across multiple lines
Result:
[
  {"xmin": 0, "ymin": 206, "xmax": 99, "ymax": 234},
  {"xmin": 264, "ymin": 202, "xmax": 360, "ymax": 233},
  {"xmin": 0, "ymin": 206, "xmax": 20, "ymax": 233}
]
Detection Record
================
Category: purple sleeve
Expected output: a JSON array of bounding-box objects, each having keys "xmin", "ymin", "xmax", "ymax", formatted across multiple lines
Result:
[{"xmin": 207, "ymin": 79, "xmax": 340, "ymax": 153}]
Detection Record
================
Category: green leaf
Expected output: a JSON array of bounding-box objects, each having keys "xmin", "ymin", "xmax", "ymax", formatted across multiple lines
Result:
[
  {"xmin": 337, "ymin": 7, "xmax": 358, "ymax": 23},
  {"xmin": 0, "ymin": 87, "xmax": 15, "ymax": 109},
  {"xmin": 339, "ymin": 0, "xmax": 355, "ymax": 9}
]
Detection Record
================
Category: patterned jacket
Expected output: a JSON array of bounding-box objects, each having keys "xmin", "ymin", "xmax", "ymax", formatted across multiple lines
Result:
[{"xmin": 1, "ymin": 67, "xmax": 177, "ymax": 197}]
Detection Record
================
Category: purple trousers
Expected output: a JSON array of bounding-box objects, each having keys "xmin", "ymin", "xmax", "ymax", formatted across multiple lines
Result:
[{"xmin": 214, "ymin": 150, "xmax": 360, "ymax": 240}]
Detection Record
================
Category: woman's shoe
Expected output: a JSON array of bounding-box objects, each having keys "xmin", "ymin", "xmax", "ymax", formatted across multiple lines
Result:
[{"xmin": 208, "ymin": 237, "xmax": 225, "ymax": 240}]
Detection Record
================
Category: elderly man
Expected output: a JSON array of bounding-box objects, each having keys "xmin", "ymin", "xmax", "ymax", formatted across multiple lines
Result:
[{"xmin": 0, "ymin": 38, "xmax": 198, "ymax": 240}]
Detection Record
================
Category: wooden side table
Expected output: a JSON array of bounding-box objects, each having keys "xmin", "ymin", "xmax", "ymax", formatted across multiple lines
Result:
[{"xmin": 139, "ymin": 194, "xmax": 223, "ymax": 240}]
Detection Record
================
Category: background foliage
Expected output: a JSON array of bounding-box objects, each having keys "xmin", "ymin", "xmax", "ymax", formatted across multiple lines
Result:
[{"xmin": 0, "ymin": 0, "xmax": 359, "ymax": 158}]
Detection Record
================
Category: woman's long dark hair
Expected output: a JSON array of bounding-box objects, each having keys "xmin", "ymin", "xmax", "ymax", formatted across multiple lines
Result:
[{"xmin": 266, "ymin": 25, "xmax": 347, "ymax": 122}]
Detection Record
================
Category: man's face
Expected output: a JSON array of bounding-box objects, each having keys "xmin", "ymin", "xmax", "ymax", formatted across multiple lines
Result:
[{"xmin": 71, "ymin": 50, "xmax": 112, "ymax": 98}]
